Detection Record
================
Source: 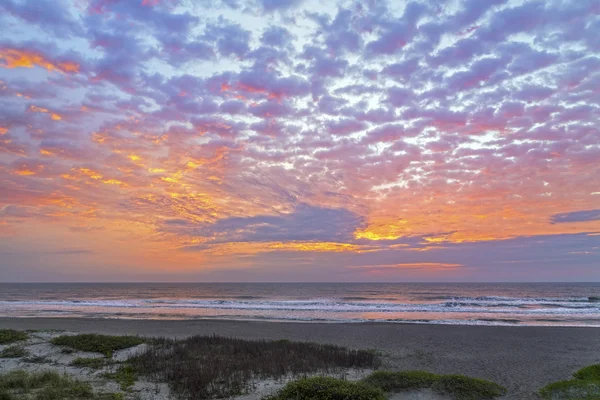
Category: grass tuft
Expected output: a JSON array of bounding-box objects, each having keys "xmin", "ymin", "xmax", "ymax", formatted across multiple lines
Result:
[
  {"xmin": 540, "ymin": 379, "xmax": 600, "ymax": 400},
  {"xmin": 70, "ymin": 357, "xmax": 107, "ymax": 370},
  {"xmin": 435, "ymin": 374, "xmax": 507, "ymax": 400},
  {"xmin": 0, "ymin": 330, "xmax": 28, "ymax": 345},
  {"xmin": 360, "ymin": 371, "xmax": 505, "ymax": 400},
  {"xmin": 0, "ymin": 370, "xmax": 98, "ymax": 400},
  {"xmin": 361, "ymin": 370, "xmax": 438, "ymax": 391},
  {"xmin": 540, "ymin": 363, "xmax": 600, "ymax": 399},
  {"xmin": 130, "ymin": 335, "xmax": 380, "ymax": 399},
  {"xmin": 102, "ymin": 365, "xmax": 137, "ymax": 391},
  {"xmin": 50, "ymin": 334, "xmax": 144, "ymax": 357},
  {"xmin": 0, "ymin": 346, "xmax": 28, "ymax": 359},
  {"xmin": 264, "ymin": 377, "xmax": 386, "ymax": 400},
  {"xmin": 574, "ymin": 364, "xmax": 600, "ymax": 381},
  {"xmin": 23, "ymin": 356, "xmax": 48, "ymax": 364}
]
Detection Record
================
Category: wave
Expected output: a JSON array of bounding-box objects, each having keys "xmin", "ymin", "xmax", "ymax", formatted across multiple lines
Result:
[
  {"xmin": 1, "ymin": 297, "xmax": 599, "ymax": 315},
  {"xmin": 434, "ymin": 295, "xmax": 596, "ymax": 303}
]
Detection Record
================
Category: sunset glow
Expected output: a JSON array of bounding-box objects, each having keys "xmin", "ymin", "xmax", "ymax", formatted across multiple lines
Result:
[{"xmin": 0, "ymin": 0, "xmax": 598, "ymax": 282}]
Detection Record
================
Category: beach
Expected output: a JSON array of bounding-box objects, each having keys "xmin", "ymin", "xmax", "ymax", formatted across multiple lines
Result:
[{"xmin": 1, "ymin": 318, "xmax": 599, "ymax": 399}]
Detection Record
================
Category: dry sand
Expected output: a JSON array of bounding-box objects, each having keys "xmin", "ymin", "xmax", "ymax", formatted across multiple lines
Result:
[{"xmin": 1, "ymin": 318, "xmax": 600, "ymax": 399}]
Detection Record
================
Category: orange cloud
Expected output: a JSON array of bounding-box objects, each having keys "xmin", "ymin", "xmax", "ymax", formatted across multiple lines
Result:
[
  {"xmin": 0, "ymin": 127, "xmax": 7, "ymax": 135},
  {"xmin": 103, "ymin": 179, "xmax": 127, "ymax": 187},
  {"xmin": 14, "ymin": 169, "xmax": 37, "ymax": 176},
  {"xmin": 0, "ymin": 48, "xmax": 79, "ymax": 74},
  {"xmin": 13, "ymin": 164, "xmax": 45, "ymax": 176},
  {"xmin": 200, "ymin": 241, "xmax": 367, "ymax": 255},
  {"xmin": 28, "ymin": 105, "xmax": 63, "ymax": 121},
  {"xmin": 352, "ymin": 263, "xmax": 463, "ymax": 270}
]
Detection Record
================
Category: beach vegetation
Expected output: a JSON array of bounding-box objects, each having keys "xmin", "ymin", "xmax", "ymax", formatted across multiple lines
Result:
[
  {"xmin": 573, "ymin": 364, "xmax": 600, "ymax": 381},
  {"xmin": 0, "ymin": 370, "xmax": 100, "ymax": 399},
  {"xmin": 102, "ymin": 365, "xmax": 137, "ymax": 391},
  {"xmin": 434, "ymin": 374, "xmax": 507, "ymax": 400},
  {"xmin": 130, "ymin": 334, "xmax": 380, "ymax": 399},
  {"xmin": 539, "ymin": 364, "xmax": 600, "ymax": 399},
  {"xmin": 70, "ymin": 357, "xmax": 107, "ymax": 370},
  {"xmin": 363, "ymin": 371, "xmax": 505, "ymax": 399},
  {"xmin": 50, "ymin": 334, "xmax": 144, "ymax": 357},
  {"xmin": 263, "ymin": 377, "xmax": 386, "ymax": 400},
  {"xmin": 23, "ymin": 356, "xmax": 49, "ymax": 364},
  {"xmin": 361, "ymin": 370, "xmax": 438, "ymax": 391},
  {"xmin": 267, "ymin": 372, "xmax": 506, "ymax": 400},
  {"xmin": 0, "ymin": 346, "xmax": 28, "ymax": 359},
  {"xmin": 0, "ymin": 330, "xmax": 28, "ymax": 345}
]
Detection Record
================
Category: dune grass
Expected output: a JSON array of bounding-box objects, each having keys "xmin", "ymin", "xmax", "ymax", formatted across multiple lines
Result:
[
  {"xmin": 0, "ymin": 346, "xmax": 28, "ymax": 359},
  {"xmin": 50, "ymin": 334, "xmax": 144, "ymax": 357},
  {"xmin": 0, "ymin": 370, "xmax": 125, "ymax": 400},
  {"xmin": 102, "ymin": 365, "xmax": 137, "ymax": 391},
  {"xmin": 130, "ymin": 334, "xmax": 380, "ymax": 399},
  {"xmin": 0, "ymin": 370, "xmax": 98, "ymax": 400},
  {"xmin": 434, "ymin": 374, "xmax": 507, "ymax": 400},
  {"xmin": 0, "ymin": 330, "xmax": 28, "ymax": 345},
  {"xmin": 361, "ymin": 370, "xmax": 439, "ymax": 391},
  {"xmin": 539, "ymin": 364, "xmax": 600, "ymax": 399},
  {"xmin": 264, "ymin": 377, "xmax": 386, "ymax": 400},
  {"xmin": 266, "ymin": 371, "xmax": 506, "ymax": 400},
  {"xmin": 573, "ymin": 364, "xmax": 600, "ymax": 381},
  {"xmin": 70, "ymin": 357, "xmax": 107, "ymax": 370}
]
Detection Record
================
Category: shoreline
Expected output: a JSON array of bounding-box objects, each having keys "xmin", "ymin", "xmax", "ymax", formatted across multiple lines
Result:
[
  {"xmin": 2, "ymin": 317, "xmax": 600, "ymax": 399},
  {"xmin": 2, "ymin": 315, "xmax": 600, "ymax": 328}
]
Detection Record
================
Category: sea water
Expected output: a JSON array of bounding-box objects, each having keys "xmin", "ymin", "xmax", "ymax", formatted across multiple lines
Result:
[{"xmin": 0, "ymin": 282, "xmax": 598, "ymax": 326}]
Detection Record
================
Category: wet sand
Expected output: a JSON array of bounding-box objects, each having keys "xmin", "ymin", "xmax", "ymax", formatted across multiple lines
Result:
[{"xmin": 1, "ymin": 318, "xmax": 599, "ymax": 399}]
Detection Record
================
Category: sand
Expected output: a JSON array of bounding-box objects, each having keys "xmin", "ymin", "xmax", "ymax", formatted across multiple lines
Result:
[{"xmin": 1, "ymin": 318, "xmax": 600, "ymax": 399}]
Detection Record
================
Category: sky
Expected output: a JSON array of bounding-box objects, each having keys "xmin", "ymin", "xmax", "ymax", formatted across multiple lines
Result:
[{"xmin": 0, "ymin": 0, "xmax": 599, "ymax": 282}]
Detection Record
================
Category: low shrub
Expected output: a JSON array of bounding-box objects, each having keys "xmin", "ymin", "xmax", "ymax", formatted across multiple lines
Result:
[
  {"xmin": 70, "ymin": 358, "xmax": 106, "ymax": 370},
  {"xmin": 0, "ymin": 370, "xmax": 96, "ymax": 400},
  {"xmin": 361, "ymin": 370, "xmax": 505, "ymax": 399},
  {"xmin": 264, "ymin": 377, "xmax": 386, "ymax": 400},
  {"xmin": 361, "ymin": 370, "xmax": 438, "ymax": 391},
  {"xmin": 0, "ymin": 346, "xmax": 28, "ymax": 359},
  {"xmin": 435, "ymin": 374, "xmax": 507, "ymax": 400},
  {"xmin": 540, "ymin": 363, "xmax": 600, "ymax": 399},
  {"xmin": 574, "ymin": 364, "xmax": 600, "ymax": 381},
  {"xmin": 50, "ymin": 334, "xmax": 144, "ymax": 357},
  {"xmin": 0, "ymin": 330, "xmax": 28, "ymax": 345},
  {"xmin": 102, "ymin": 365, "xmax": 137, "ymax": 391}
]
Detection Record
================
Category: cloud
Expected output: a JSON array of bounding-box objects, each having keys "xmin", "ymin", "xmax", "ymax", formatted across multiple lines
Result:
[
  {"xmin": 169, "ymin": 204, "xmax": 365, "ymax": 244},
  {"xmin": 551, "ymin": 209, "xmax": 600, "ymax": 224},
  {"xmin": 259, "ymin": 0, "xmax": 304, "ymax": 12},
  {"xmin": 0, "ymin": 0, "xmax": 599, "ymax": 280},
  {"xmin": 0, "ymin": 46, "xmax": 79, "ymax": 73}
]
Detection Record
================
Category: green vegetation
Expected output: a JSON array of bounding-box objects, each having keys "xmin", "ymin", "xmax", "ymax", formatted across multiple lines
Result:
[
  {"xmin": 70, "ymin": 357, "xmax": 107, "ymax": 370},
  {"xmin": 0, "ymin": 330, "xmax": 28, "ymax": 345},
  {"xmin": 50, "ymin": 334, "xmax": 144, "ymax": 357},
  {"xmin": 361, "ymin": 371, "xmax": 505, "ymax": 400},
  {"xmin": 23, "ymin": 356, "xmax": 48, "ymax": 364},
  {"xmin": 0, "ymin": 370, "xmax": 100, "ymax": 400},
  {"xmin": 0, "ymin": 346, "xmax": 28, "ymax": 359},
  {"xmin": 574, "ymin": 364, "xmax": 600, "ymax": 381},
  {"xmin": 435, "ymin": 375, "xmax": 507, "ymax": 400},
  {"xmin": 266, "ymin": 371, "xmax": 506, "ymax": 400},
  {"xmin": 361, "ymin": 370, "xmax": 438, "ymax": 391},
  {"xmin": 102, "ymin": 365, "xmax": 137, "ymax": 391},
  {"xmin": 130, "ymin": 334, "xmax": 380, "ymax": 399},
  {"xmin": 264, "ymin": 377, "xmax": 386, "ymax": 400},
  {"xmin": 540, "ymin": 364, "xmax": 600, "ymax": 399}
]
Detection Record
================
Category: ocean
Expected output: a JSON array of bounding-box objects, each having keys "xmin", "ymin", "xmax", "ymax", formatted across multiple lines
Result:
[{"xmin": 0, "ymin": 282, "xmax": 599, "ymax": 327}]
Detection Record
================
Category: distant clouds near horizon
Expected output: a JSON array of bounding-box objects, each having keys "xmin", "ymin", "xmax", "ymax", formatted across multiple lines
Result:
[{"xmin": 0, "ymin": 0, "xmax": 599, "ymax": 282}]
